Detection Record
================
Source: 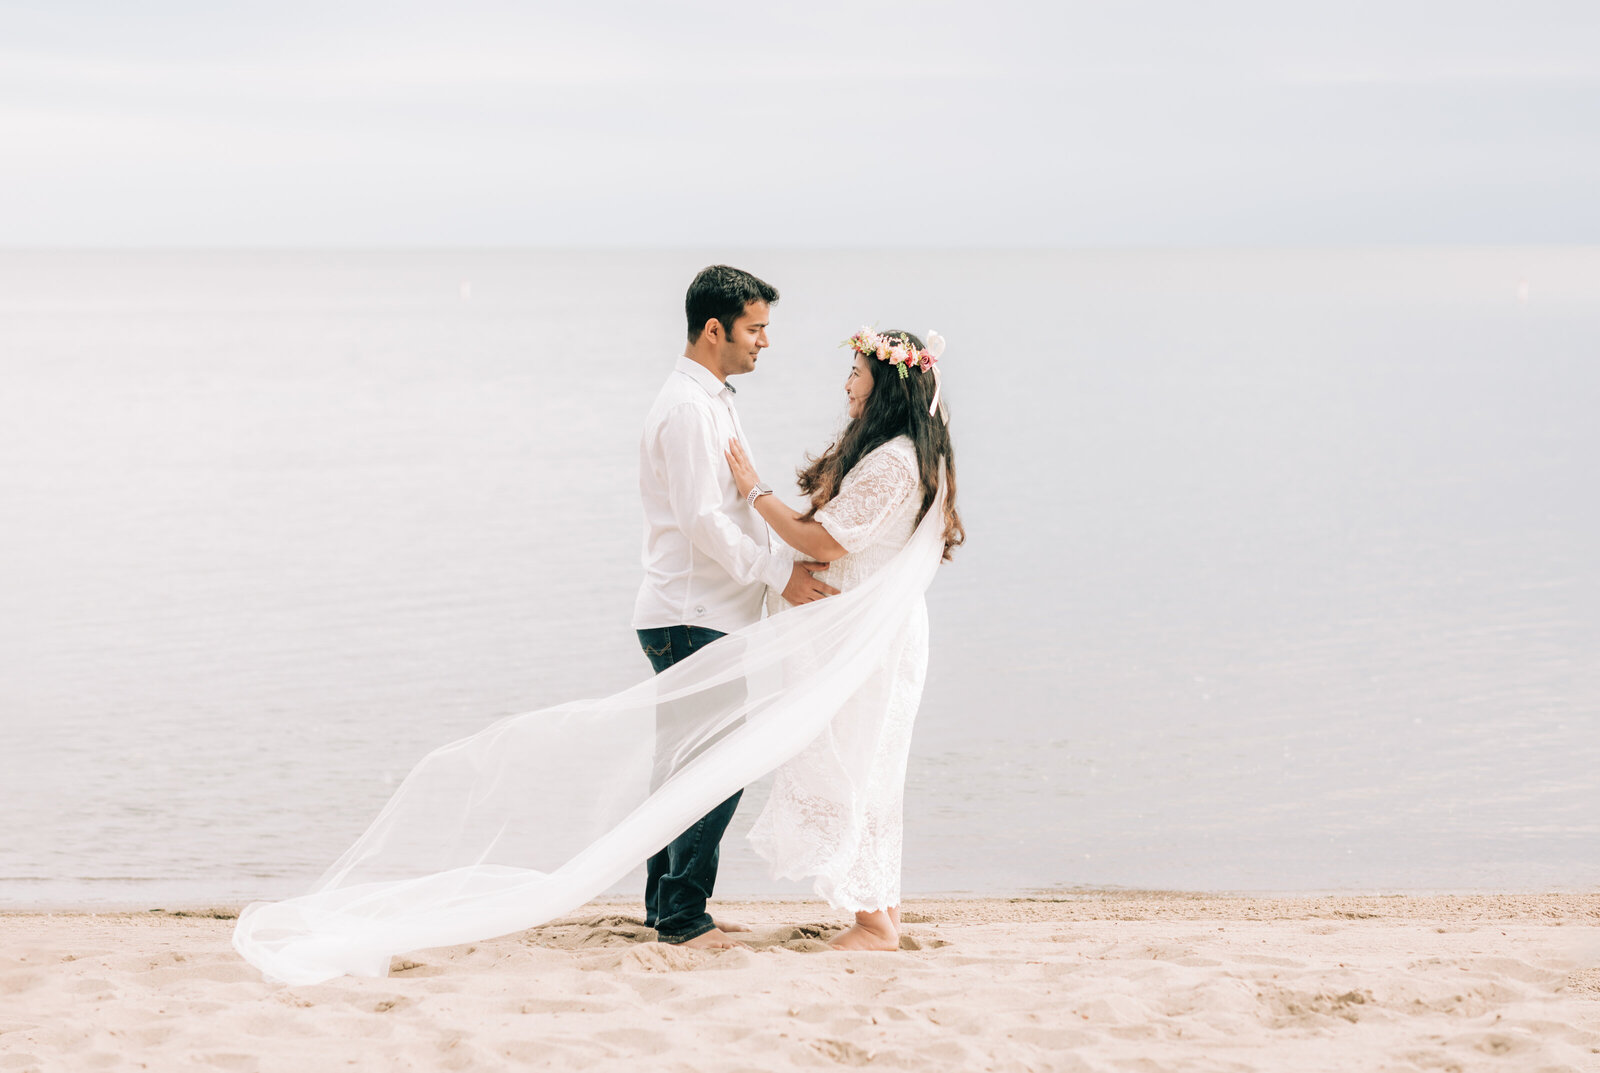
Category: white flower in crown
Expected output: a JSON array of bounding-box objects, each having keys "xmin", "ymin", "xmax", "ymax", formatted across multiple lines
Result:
[{"xmin": 843, "ymin": 327, "xmax": 885, "ymax": 357}]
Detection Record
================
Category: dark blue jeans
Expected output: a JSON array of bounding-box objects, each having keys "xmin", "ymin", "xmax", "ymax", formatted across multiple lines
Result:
[{"xmin": 636, "ymin": 624, "xmax": 743, "ymax": 944}]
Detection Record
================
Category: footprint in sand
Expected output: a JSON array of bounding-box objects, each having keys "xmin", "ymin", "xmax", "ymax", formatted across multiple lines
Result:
[
  {"xmin": 810, "ymin": 1038, "xmax": 874, "ymax": 1065},
  {"xmin": 755, "ymin": 925, "xmax": 948, "ymax": 953},
  {"xmin": 574, "ymin": 914, "xmax": 650, "ymax": 930},
  {"xmin": 520, "ymin": 917, "xmax": 657, "ymax": 949},
  {"xmin": 388, "ymin": 958, "xmax": 445, "ymax": 977}
]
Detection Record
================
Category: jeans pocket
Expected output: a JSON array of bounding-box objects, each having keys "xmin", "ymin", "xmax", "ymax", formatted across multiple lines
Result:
[{"xmin": 639, "ymin": 631, "xmax": 674, "ymax": 670}]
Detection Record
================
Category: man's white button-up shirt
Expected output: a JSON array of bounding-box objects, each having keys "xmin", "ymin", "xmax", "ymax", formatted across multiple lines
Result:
[{"xmin": 632, "ymin": 357, "xmax": 792, "ymax": 633}]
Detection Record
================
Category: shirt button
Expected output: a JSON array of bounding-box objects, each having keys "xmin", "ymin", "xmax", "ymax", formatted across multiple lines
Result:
[{"xmin": 695, "ymin": 605, "xmax": 706, "ymax": 616}]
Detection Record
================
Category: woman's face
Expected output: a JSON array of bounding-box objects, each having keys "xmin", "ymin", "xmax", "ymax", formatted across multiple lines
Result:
[{"xmin": 846, "ymin": 352, "xmax": 874, "ymax": 420}]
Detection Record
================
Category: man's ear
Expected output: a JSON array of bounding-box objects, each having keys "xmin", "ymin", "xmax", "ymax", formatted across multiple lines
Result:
[{"xmin": 703, "ymin": 318, "xmax": 723, "ymax": 343}]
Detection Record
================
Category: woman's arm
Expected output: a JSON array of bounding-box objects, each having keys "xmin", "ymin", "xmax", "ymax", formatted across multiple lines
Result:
[{"xmin": 725, "ymin": 439, "xmax": 847, "ymax": 562}]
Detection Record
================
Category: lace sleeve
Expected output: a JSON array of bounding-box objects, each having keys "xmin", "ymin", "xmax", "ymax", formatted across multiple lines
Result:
[{"xmin": 815, "ymin": 443, "xmax": 920, "ymax": 554}]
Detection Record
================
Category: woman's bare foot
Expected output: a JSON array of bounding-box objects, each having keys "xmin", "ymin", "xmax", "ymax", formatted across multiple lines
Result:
[
  {"xmin": 887, "ymin": 906, "xmax": 900, "ymax": 929},
  {"xmin": 828, "ymin": 909, "xmax": 899, "ymax": 951},
  {"xmin": 713, "ymin": 918, "xmax": 751, "ymax": 933},
  {"xmin": 679, "ymin": 927, "xmax": 745, "ymax": 950}
]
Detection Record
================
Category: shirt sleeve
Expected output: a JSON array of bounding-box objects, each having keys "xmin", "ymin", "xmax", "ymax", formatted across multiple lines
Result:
[
  {"xmin": 814, "ymin": 444, "xmax": 921, "ymax": 554},
  {"xmin": 656, "ymin": 402, "xmax": 794, "ymax": 594}
]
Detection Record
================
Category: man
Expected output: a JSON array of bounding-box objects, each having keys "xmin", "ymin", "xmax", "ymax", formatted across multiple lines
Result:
[{"xmin": 633, "ymin": 264, "xmax": 838, "ymax": 948}]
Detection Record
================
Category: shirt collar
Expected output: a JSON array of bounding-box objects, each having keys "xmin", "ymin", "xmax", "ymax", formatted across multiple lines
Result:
[{"xmin": 674, "ymin": 356, "xmax": 735, "ymax": 396}]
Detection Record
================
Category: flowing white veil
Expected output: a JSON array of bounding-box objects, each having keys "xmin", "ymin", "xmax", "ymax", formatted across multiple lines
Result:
[{"xmin": 232, "ymin": 491, "xmax": 947, "ymax": 985}]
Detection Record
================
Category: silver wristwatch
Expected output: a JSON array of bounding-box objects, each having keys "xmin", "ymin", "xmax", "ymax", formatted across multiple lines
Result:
[{"xmin": 747, "ymin": 483, "xmax": 773, "ymax": 506}]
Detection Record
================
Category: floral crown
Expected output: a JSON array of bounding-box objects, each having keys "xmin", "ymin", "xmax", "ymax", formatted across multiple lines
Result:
[
  {"xmin": 841, "ymin": 327, "xmax": 940, "ymax": 379},
  {"xmin": 840, "ymin": 327, "xmax": 947, "ymax": 417}
]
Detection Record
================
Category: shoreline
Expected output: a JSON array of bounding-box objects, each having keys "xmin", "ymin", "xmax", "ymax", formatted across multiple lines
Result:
[
  {"xmin": 4, "ymin": 894, "xmax": 1597, "ymax": 1071},
  {"xmin": 6, "ymin": 886, "xmax": 1597, "ymax": 916},
  {"xmin": 5, "ymin": 891, "xmax": 1596, "ymax": 925}
]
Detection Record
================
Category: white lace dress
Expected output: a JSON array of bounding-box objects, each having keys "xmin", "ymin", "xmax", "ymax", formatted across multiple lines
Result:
[{"xmin": 747, "ymin": 435, "xmax": 929, "ymax": 912}]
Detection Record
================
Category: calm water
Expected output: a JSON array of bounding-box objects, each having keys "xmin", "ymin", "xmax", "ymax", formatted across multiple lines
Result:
[{"xmin": 1, "ymin": 248, "xmax": 1597, "ymax": 908}]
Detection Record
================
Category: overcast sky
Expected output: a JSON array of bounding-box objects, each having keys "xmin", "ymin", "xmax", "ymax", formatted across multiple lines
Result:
[{"xmin": 2, "ymin": 1, "xmax": 1597, "ymax": 247}]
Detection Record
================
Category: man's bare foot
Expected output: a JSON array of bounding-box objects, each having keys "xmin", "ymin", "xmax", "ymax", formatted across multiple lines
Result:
[
  {"xmin": 713, "ymin": 919, "xmax": 751, "ymax": 933},
  {"xmin": 828, "ymin": 910, "xmax": 899, "ymax": 951},
  {"xmin": 679, "ymin": 927, "xmax": 745, "ymax": 950}
]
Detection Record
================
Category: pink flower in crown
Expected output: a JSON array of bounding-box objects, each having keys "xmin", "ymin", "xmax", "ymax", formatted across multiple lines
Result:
[
  {"xmin": 889, "ymin": 344, "xmax": 908, "ymax": 366},
  {"xmin": 918, "ymin": 349, "xmax": 936, "ymax": 371}
]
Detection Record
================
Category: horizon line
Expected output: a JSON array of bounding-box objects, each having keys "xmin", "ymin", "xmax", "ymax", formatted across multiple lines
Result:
[{"xmin": 3, "ymin": 241, "xmax": 1599, "ymax": 254}]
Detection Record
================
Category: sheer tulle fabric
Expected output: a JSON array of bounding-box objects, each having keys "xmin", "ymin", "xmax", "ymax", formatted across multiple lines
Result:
[{"xmin": 232, "ymin": 493, "xmax": 946, "ymax": 985}]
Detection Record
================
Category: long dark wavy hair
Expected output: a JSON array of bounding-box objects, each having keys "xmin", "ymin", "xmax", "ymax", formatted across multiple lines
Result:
[{"xmin": 797, "ymin": 330, "xmax": 965, "ymax": 560}]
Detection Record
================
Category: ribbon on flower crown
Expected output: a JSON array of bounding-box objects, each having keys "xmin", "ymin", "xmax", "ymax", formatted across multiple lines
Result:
[{"xmin": 925, "ymin": 329, "xmax": 946, "ymax": 420}]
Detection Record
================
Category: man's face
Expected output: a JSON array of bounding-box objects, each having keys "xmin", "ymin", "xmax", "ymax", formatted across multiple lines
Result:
[{"xmin": 717, "ymin": 300, "xmax": 771, "ymax": 377}]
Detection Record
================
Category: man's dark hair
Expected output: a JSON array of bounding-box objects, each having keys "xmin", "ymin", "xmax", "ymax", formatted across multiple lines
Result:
[{"xmin": 685, "ymin": 265, "xmax": 779, "ymax": 343}]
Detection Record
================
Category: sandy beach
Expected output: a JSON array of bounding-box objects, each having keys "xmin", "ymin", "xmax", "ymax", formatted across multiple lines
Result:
[{"xmin": 1, "ymin": 893, "xmax": 1596, "ymax": 1072}]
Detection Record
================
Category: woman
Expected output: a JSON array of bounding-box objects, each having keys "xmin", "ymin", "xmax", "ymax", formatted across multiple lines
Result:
[
  {"xmin": 233, "ymin": 329, "xmax": 960, "ymax": 984},
  {"xmin": 727, "ymin": 328, "xmax": 964, "ymax": 950}
]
